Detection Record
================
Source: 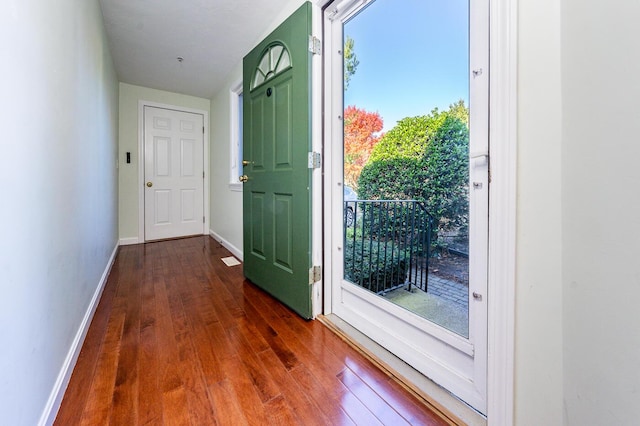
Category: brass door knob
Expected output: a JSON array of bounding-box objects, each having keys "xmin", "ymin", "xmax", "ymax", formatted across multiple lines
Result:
[
  {"xmin": 146, "ymin": 182, "xmax": 153, "ymax": 187},
  {"xmin": 242, "ymin": 160, "xmax": 251, "ymax": 166},
  {"xmin": 239, "ymin": 175, "xmax": 249, "ymax": 183}
]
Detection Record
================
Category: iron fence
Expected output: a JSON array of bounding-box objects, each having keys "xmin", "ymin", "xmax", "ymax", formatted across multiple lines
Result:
[{"xmin": 343, "ymin": 200, "xmax": 433, "ymax": 294}]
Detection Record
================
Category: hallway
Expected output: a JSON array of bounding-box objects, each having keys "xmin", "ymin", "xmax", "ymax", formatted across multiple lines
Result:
[{"xmin": 55, "ymin": 236, "xmax": 448, "ymax": 425}]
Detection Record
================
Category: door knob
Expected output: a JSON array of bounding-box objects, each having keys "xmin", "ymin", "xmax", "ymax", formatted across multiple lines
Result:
[
  {"xmin": 242, "ymin": 160, "xmax": 251, "ymax": 166},
  {"xmin": 239, "ymin": 175, "xmax": 249, "ymax": 183},
  {"xmin": 146, "ymin": 182, "xmax": 153, "ymax": 187}
]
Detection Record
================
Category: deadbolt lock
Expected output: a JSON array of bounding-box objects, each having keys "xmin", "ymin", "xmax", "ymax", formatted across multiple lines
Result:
[
  {"xmin": 242, "ymin": 160, "xmax": 251, "ymax": 166},
  {"xmin": 146, "ymin": 182, "xmax": 153, "ymax": 187},
  {"xmin": 239, "ymin": 175, "xmax": 249, "ymax": 183}
]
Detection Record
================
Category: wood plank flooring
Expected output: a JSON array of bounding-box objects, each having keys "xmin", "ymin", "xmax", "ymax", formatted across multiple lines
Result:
[{"xmin": 55, "ymin": 236, "xmax": 448, "ymax": 425}]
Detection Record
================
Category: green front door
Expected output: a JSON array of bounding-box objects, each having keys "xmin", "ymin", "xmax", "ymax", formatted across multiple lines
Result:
[{"xmin": 242, "ymin": 3, "xmax": 312, "ymax": 318}]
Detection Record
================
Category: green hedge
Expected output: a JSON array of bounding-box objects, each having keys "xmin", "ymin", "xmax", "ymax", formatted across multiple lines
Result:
[
  {"xmin": 344, "ymin": 238, "xmax": 408, "ymax": 294},
  {"xmin": 358, "ymin": 102, "xmax": 470, "ymax": 240}
]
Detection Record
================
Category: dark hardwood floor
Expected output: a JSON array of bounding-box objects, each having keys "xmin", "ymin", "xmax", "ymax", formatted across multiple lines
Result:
[{"xmin": 54, "ymin": 236, "xmax": 449, "ymax": 425}]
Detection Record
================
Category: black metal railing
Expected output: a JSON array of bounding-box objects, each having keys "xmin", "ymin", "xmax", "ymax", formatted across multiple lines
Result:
[{"xmin": 343, "ymin": 200, "xmax": 433, "ymax": 294}]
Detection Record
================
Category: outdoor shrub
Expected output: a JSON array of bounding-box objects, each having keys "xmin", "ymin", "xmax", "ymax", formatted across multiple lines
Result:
[
  {"xmin": 358, "ymin": 158, "xmax": 426, "ymax": 202},
  {"xmin": 343, "ymin": 238, "xmax": 408, "ymax": 294},
  {"xmin": 357, "ymin": 102, "xmax": 469, "ymax": 248}
]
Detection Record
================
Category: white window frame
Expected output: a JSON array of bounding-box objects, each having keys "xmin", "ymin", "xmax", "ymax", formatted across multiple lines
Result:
[{"xmin": 229, "ymin": 80, "xmax": 243, "ymax": 191}]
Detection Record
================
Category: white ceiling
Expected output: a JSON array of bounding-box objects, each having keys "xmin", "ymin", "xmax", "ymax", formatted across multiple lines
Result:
[{"xmin": 99, "ymin": 0, "xmax": 294, "ymax": 99}]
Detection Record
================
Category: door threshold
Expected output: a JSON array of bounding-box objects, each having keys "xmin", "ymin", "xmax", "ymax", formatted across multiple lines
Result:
[
  {"xmin": 143, "ymin": 234, "xmax": 205, "ymax": 244},
  {"xmin": 318, "ymin": 313, "xmax": 487, "ymax": 426}
]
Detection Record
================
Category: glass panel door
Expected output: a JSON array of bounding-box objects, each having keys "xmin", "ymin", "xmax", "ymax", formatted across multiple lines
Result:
[
  {"xmin": 325, "ymin": 0, "xmax": 488, "ymax": 413},
  {"xmin": 341, "ymin": 0, "xmax": 471, "ymax": 337}
]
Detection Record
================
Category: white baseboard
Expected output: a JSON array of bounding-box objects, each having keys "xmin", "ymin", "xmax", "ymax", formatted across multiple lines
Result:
[
  {"xmin": 119, "ymin": 237, "xmax": 139, "ymax": 246},
  {"xmin": 209, "ymin": 229, "xmax": 243, "ymax": 261},
  {"xmin": 39, "ymin": 243, "xmax": 119, "ymax": 426}
]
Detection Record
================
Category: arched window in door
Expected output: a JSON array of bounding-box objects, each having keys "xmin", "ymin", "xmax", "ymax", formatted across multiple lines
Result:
[{"xmin": 251, "ymin": 43, "xmax": 291, "ymax": 90}]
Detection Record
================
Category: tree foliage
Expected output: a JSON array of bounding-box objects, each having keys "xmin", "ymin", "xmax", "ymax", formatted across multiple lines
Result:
[
  {"xmin": 358, "ymin": 101, "xmax": 469, "ymax": 237},
  {"xmin": 344, "ymin": 36, "xmax": 359, "ymax": 91},
  {"xmin": 344, "ymin": 106, "xmax": 384, "ymax": 190}
]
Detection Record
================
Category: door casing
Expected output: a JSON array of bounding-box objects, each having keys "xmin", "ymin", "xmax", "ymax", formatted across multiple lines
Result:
[{"xmin": 136, "ymin": 100, "xmax": 210, "ymax": 244}]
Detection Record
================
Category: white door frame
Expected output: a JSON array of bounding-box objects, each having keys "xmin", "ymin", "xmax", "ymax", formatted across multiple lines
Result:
[
  {"xmin": 485, "ymin": 0, "xmax": 517, "ymax": 423},
  {"xmin": 319, "ymin": 0, "xmax": 517, "ymax": 423},
  {"xmin": 324, "ymin": 0, "xmax": 488, "ymax": 412},
  {"xmin": 137, "ymin": 100, "xmax": 210, "ymax": 243}
]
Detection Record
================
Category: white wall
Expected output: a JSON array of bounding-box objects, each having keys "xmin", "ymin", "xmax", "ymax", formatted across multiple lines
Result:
[
  {"xmin": 0, "ymin": 0, "xmax": 119, "ymax": 424},
  {"xmin": 516, "ymin": 0, "xmax": 640, "ymax": 424},
  {"xmin": 561, "ymin": 0, "xmax": 640, "ymax": 424},
  {"xmin": 209, "ymin": 67, "xmax": 244, "ymax": 255},
  {"xmin": 118, "ymin": 83, "xmax": 210, "ymax": 242}
]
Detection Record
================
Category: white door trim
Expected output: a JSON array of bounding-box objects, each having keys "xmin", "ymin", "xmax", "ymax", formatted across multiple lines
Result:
[
  {"xmin": 137, "ymin": 100, "xmax": 210, "ymax": 243},
  {"xmin": 310, "ymin": 1, "xmax": 326, "ymax": 318},
  {"xmin": 486, "ymin": 0, "xmax": 517, "ymax": 423}
]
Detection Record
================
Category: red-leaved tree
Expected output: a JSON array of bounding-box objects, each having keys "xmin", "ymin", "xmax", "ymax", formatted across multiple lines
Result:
[{"xmin": 344, "ymin": 105, "xmax": 384, "ymax": 190}]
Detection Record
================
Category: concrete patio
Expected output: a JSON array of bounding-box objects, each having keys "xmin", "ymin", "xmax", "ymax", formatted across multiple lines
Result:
[{"xmin": 383, "ymin": 274, "xmax": 469, "ymax": 337}]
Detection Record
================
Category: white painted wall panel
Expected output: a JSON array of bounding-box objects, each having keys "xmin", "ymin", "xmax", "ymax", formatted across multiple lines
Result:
[
  {"xmin": 0, "ymin": 0, "xmax": 119, "ymax": 424},
  {"xmin": 562, "ymin": 0, "xmax": 640, "ymax": 423},
  {"xmin": 515, "ymin": 0, "xmax": 564, "ymax": 424}
]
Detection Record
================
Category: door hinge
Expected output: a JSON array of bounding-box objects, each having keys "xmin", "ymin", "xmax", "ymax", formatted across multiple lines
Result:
[
  {"xmin": 309, "ymin": 266, "xmax": 322, "ymax": 284},
  {"xmin": 308, "ymin": 151, "xmax": 321, "ymax": 169},
  {"xmin": 203, "ymin": 216, "xmax": 205, "ymax": 223},
  {"xmin": 203, "ymin": 126, "xmax": 205, "ymax": 134},
  {"xmin": 203, "ymin": 171, "xmax": 205, "ymax": 179},
  {"xmin": 308, "ymin": 35, "xmax": 321, "ymax": 55}
]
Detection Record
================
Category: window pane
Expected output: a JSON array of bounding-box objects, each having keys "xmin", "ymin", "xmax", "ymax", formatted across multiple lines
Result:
[
  {"xmin": 238, "ymin": 92, "xmax": 243, "ymax": 174},
  {"xmin": 342, "ymin": 0, "xmax": 470, "ymax": 337}
]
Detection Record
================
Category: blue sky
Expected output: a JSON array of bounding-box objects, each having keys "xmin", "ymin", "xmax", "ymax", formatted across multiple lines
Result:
[{"xmin": 344, "ymin": 0, "xmax": 469, "ymax": 131}]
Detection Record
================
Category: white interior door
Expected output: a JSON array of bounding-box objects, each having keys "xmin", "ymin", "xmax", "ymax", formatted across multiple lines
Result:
[
  {"xmin": 144, "ymin": 106, "xmax": 204, "ymax": 241},
  {"xmin": 324, "ymin": 0, "xmax": 488, "ymax": 413}
]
